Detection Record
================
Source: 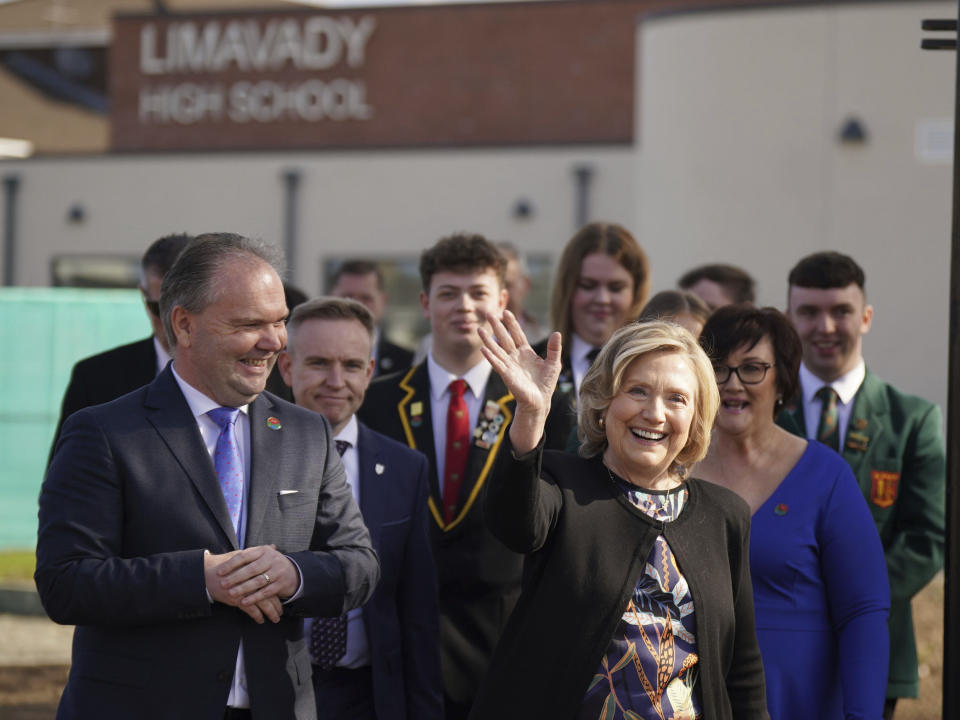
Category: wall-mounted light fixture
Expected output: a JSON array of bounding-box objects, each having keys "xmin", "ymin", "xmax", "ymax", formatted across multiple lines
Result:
[{"xmin": 838, "ymin": 117, "xmax": 868, "ymax": 144}]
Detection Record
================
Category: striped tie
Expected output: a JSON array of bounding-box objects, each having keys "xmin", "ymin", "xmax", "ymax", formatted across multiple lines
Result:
[{"xmin": 815, "ymin": 387, "xmax": 840, "ymax": 451}]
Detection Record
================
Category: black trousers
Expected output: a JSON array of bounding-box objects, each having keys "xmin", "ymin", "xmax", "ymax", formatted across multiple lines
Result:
[{"xmin": 311, "ymin": 664, "xmax": 376, "ymax": 720}]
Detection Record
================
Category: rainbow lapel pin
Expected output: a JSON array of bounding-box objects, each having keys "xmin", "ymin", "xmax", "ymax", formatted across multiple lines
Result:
[{"xmin": 266, "ymin": 416, "xmax": 282, "ymax": 430}]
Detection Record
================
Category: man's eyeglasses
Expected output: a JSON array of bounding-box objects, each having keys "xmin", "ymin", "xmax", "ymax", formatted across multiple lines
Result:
[
  {"xmin": 713, "ymin": 362, "xmax": 774, "ymax": 385},
  {"xmin": 143, "ymin": 298, "xmax": 161, "ymax": 317}
]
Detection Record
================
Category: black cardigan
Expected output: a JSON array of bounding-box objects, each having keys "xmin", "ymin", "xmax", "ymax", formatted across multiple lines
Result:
[{"xmin": 469, "ymin": 441, "xmax": 769, "ymax": 720}]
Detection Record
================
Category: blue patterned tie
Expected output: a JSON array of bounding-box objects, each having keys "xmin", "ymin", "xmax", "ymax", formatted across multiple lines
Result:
[
  {"xmin": 208, "ymin": 407, "xmax": 243, "ymax": 532},
  {"xmin": 310, "ymin": 439, "xmax": 350, "ymax": 668}
]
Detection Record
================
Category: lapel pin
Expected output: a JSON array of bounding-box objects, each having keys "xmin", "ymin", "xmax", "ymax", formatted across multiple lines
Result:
[
  {"xmin": 375, "ymin": 463, "xmax": 385, "ymax": 475},
  {"xmin": 774, "ymin": 503, "xmax": 788, "ymax": 516},
  {"xmin": 266, "ymin": 416, "xmax": 282, "ymax": 430},
  {"xmin": 846, "ymin": 431, "xmax": 869, "ymax": 452},
  {"xmin": 409, "ymin": 401, "xmax": 423, "ymax": 427}
]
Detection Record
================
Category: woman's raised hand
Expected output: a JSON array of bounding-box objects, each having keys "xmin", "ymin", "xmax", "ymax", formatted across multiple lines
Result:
[{"xmin": 479, "ymin": 311, "xmax": 562, "ymax": 453}]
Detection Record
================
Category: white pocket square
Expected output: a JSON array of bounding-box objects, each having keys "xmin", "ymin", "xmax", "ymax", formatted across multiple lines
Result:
[{"xmin": 278, "ymin": 489, "xmax": 299, "ymax": 496}]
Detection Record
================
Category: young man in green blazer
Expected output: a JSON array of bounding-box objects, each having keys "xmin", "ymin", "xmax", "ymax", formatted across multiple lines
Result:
[{"xmin": 778, "ymin": 251, "xmax": 945, "ymax": 720}]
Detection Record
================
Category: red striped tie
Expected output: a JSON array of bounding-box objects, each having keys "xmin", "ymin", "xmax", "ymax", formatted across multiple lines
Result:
[{"xmin": 442, "ymin": 379, "xmax": 470, "ymax": 523}]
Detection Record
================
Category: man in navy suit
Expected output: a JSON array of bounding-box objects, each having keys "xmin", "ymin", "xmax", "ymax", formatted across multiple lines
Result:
[
  {"xmin": 329, "ymin": 260, "xmax": 414, "ymax": 377},
  {"xmin": 37, "ymin": 233, "xmax": 379, "ymax": 719},
  {"xmin": 279, "ymin": 296, "xmax": 443, "ymax": 720},
  {"xmin": 49, "ymin": 232, "xmax": 193, "ymax": 461}
]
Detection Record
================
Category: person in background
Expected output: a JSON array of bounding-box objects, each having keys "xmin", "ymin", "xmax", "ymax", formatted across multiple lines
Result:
[
  {"xmin": 678, "ymin": 263, "xmax": 756, "ymax": 310},
  {"xmin": 638, "ymin": 289, "xmax": 711, "ymax": 337},
  {"xmin": 279, "ymin": 297, "xmax": 443, "ymax": 720},
  {"xmin": 496, "ymin": 241, "xmax": 547, "ymax": 344},
  {"xmin": 360, "ymin": 233, "xmax": 568, "ymax": 719},
  {"xmin": 472, "ymin": 317, "xmax": 768, "ymax": 719},
  {"xmin": 37, "ymin": 233, "xmax": 378, "ymax": 719},
  {"xmin": 49, "ymin": 232, "xmax": 192, "ymax": 459},
  {"xmin": 264, "ymin": 282, "xmax": 309, "ymax": 403},
  {"xmin": 697, "ymin": 305, "xmax": 889, "ymax": 720},
  {"xmin": 330, "ymin": 259, "xmax": 414, "ymax": 377},
  {"xmin": 537, "ymin": 222, "xmax": 650, "ymax": 446},
  {"xmin": 780, "ymin": 251, "xmax": 945, "ymax": 720}
]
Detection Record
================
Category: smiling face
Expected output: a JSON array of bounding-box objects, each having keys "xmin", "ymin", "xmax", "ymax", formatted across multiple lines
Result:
[
  {"xmin": 787, "ymin": 283, "xmax": 872, "ymax": 382},
  {"xmin": 171, "ymin": 256, "xmax": 288, "ymax": 407},
  {"xmin": 714, "ymin": 336, "xmax": 778, "ymax": 436},
  {"xmin": 571, "ymin": 253, "xmax": 636, "ymax": 347},
  {"xmin": 420, "ymin": 268, "xmax": 507, "ymax": 370},
  {"xmin": 602, "ymin": 350, "xmax": 698, "ymax": 490},
  {"xmin": 279, "ymin": 317, "xmax": 374, "ymax": 434}
]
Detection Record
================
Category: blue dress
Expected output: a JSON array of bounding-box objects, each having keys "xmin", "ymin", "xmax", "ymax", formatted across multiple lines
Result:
[{"xmin": 751, "ymin": 440, "xmax": 889, "ymax": 720}]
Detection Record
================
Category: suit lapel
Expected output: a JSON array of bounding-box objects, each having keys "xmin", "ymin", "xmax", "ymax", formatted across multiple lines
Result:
[
  {"xmin": 356, "ymin": 423, "xmax": 384, "ymax": 549},
  {"xmin": 842, "ymin": 371, "xmax": 888, "ymax": 480},
  {"xmin": 395, "ymin": 364, "xmax": 438, "ymax": 492},
  {"xmin": 244, "ymin": 394, "xmax": 284, "ymax": 548},
  {"xmin": 430, "ymin": 372, "xmax": 514, "ymax": 533},
  {"xmin": 145, "ymin": 368, "xmax": 239, "ymax": 548}
]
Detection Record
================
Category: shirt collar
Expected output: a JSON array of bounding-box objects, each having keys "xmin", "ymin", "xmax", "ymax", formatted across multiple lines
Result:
[
  {"xmin": 153, "ymin": 336, "xmax": 172, "ymax": 376},
  {"xmin": 799, "ymin": 359, "xmax": 865, "ymax": 406},
  {"xmin": 334, "ymin": 414, "xmax": 359, "ymax": 448},
  {"xmin": 426, "ymin": 352, "xmax": 492, "ymax": 401},
  {"xmin": 171, "ymin": 363, "xmax": 250, "ymax": 419},
  {"xmin": 570, "ymin": 333, "xmax": 596, "ymax": 363}
]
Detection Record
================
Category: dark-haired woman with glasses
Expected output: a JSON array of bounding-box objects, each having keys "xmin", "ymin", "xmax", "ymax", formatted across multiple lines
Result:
[{"xmin": 696, "ymin": 305, "xmax": 890, "ymax": 720}]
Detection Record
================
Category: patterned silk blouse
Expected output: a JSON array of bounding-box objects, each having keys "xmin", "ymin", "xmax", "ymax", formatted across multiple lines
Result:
[{"xmin": 580, "ymin": 478, "xmax": 701, "ymax": 720}]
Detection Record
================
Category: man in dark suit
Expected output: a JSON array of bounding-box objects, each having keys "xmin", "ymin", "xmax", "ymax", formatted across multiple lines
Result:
[
  {"xmin": 329, "ymin": 259, "xmax": 414, "ymax": 377},
  {"xmin": 779, "ymin": 251, "xmax": 945, "ymax": 720},
  {"xmin": 49, "ymin": 232, "xmax": 193, "ymax": 459},
  {"xmin": 37, "ymin": 233, "xmax": 379, "ymax": 720},
  {"xmin": 278, "ymin": 296, "xmax": 443, "ymax": 720},
  {"xmin": 358, "ymin": 233, "xmax": 522, "ymax": 719}
]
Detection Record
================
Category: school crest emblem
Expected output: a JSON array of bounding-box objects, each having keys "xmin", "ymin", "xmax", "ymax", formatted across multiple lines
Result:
[{"xmin": 870, "ymin": 470, "xmax": 900, "ymax": 508}]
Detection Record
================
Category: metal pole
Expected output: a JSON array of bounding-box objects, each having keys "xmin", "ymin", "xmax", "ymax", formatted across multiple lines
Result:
[
  {"xmin": 572, "ymin": 164, "xmax": 594, "ymax": 229},
  {"xmin": 943, "ymin": 10, "xmax": 960, "ymax": 713},
  {"xmin": 281, "ymin": 168, "xmax": 301, "ymax": 281},
  {"xmin": 2, "ymin": 174, "xmax": 20, "ymax": 286}
]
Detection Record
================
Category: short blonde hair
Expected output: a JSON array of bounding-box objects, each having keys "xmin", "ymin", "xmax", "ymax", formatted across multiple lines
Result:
[{"xmin": 577, "ymin": 321, "xmax": 720, "ymax": 473}]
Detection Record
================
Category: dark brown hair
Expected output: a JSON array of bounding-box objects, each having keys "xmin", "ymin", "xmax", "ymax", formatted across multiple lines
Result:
[
  {"xmin": 419, "ymin": 233, "xmax": 506, "ymax": 292},
  {"xmin": 699, "ymin": 305, "xmax": 802, "ymax": 415}
]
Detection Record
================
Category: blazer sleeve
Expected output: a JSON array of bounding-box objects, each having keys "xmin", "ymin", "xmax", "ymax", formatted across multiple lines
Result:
[
  {"xmin": 286, "ymin": 422, "xmax": 380, "ymax": 619},
  {"xmin": 884, "ymin": 401, "xmax": 946, "ymax": 600},
  {"xmin": 484, "ymin": 437, "xmax": 562, "ymax": 554},
  {"xmin": 819, "ymin": 461, "xmax": 890, "ymax": 720},
  {"xmin": 36, "ymin": 411, "xmax": 211, "ymax": 626},
  {"xmin": 397, "ymin": 451, "xmax": 445, "ymax": 720}
]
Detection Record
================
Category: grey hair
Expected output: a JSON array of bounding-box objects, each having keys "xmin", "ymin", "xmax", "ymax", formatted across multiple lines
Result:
[
  {"xmin": 160, "ymin": 232, "xmax": 286, "ymax": 349},
  {"xmin": 286, "ymin": 296, "xmax": 375, "ymax": 356}
]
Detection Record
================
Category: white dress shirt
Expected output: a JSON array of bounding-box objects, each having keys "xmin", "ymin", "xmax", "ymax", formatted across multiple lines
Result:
[
  {"xmin": 171, "ymin": 364, "xmax": 253, "ymax": 709},
  {"xmin": 798, "ymin": 360, "xmax": 866, "ymax": 446},
  {"xmin": 426, "ymin": 353, "xmax": 492, "ymax": 494},
  {"xmin": 153, "ymin": 336, "xmax": 172, "ymax": 376},
  {"xmin": 570, "ymin": 333, "xmax": 600, "ymax": 398}
]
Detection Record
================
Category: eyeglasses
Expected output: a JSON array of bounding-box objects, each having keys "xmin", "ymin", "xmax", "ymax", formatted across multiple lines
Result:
[
  {"xmin": 143, "ymin": 298, "xmax": 161, "ymax": 316},
  {"xmin": 713, "ymin": 362, "xmax": 774, "ymax": 385}
]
